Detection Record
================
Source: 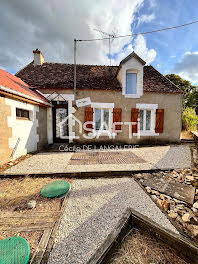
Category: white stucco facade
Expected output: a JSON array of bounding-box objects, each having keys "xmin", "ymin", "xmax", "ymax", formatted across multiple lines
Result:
[
  {"xmin": 47, "ymin": 107, "xmax": 53, "ymax": 144},
  {"xmin": 5, "ymin": 97, "xmax": 39, "ymax": 158}
]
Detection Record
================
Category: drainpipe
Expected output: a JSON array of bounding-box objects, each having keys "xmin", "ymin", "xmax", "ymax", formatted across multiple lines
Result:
[{"xmin": 74, "ymin": 39, "xmax": 77, "ymax": 104}]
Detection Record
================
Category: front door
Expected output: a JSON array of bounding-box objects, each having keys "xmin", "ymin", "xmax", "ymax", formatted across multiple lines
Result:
[{"xmin": 52, "ymin": 102, "xmax": 69, "ymax": 143}]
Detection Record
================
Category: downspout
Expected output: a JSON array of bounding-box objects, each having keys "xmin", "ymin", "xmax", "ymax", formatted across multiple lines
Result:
[{"xmin": 74, "ymin": 39, "xmax": 77, "ymax": 104}]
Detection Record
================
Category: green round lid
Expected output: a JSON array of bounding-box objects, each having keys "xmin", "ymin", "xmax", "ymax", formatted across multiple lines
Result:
[
  {"xmin": 0, "ymin": 236, "xmax": 30, "ymax": 264},
  {"xmin": 41, "ymin": 180, "xmax": 71, "ymax": 198}
]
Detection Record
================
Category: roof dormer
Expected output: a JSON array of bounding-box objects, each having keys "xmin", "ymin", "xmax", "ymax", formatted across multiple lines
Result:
[{"xmin": 117, "ymin": 51, "xmax": 146, "ymax": 98}]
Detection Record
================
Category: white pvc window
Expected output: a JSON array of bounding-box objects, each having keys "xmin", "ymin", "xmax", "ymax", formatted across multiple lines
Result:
[
  {"xmin": 139, "ymin": 109, "xmax": 151, "ymax": 132},
  {"xmin": 126, "ymin": 72, "xmax": 137, "ymax": 95},
  {"xmin": 94, "ymin": 108, "xmax": 110, "ymax": 131}
]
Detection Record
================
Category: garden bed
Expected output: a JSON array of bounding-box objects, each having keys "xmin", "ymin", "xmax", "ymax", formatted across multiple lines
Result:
[
  {"xmin": 90, "ymin": 210, "xmax": 198, "ymax": 264},
  {"xmin": 0, "ymin": 176, "xmax": 71, "ymax": 262}
]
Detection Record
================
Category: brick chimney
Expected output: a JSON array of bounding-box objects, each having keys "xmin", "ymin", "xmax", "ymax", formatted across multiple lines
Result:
[{"xmin": 33, "ymin": 49, "xmax": 44, "ymax": 65}]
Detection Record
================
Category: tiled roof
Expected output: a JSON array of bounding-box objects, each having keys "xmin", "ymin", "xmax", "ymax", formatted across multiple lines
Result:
[
  {"xmin": 0, "ymin": 69, "xmax": 49, "ymax": 104},
  {"xmin": 16, "ymin": 62, "xmax": 183, "ymax": 94}
]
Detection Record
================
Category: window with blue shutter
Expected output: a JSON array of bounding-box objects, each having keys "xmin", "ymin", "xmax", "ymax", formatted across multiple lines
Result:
[{"xmin": 126, "ymin": 72, "xmax": 137, "ymax": 94}]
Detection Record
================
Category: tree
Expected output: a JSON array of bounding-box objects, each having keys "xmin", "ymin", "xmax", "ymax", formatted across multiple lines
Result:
[{"xmin": 165, "ymin": 74, "xmax": 198, "ymax": 111}]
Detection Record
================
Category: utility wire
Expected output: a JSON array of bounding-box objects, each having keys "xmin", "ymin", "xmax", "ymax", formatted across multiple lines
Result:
[{"xmin": 77, "ymin": 19, "xmax": 198, "ymax": 42}]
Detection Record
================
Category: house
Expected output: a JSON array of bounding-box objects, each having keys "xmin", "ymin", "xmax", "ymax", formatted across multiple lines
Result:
[
  {"xmin": 15, "ymin": 49, "xmax": 183, "ymax": 146},
  {"xmin": 0, "ymin": 69, "xmax": 51, "ymax": 162}
]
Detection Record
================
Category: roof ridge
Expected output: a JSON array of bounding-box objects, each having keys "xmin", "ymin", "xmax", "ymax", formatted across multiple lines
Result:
[{"xmin": 43, "ymin": 62, "xmax": 119, "ymax": 67}]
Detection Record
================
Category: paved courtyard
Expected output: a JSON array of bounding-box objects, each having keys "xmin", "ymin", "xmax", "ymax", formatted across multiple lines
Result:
[
  {"xmin": 2, "ymin": 145, "xmax": 191, "ymax": 175},
  {"xmin": 48, "ymin": 177, "xmax": 178, "ymax": 264}
]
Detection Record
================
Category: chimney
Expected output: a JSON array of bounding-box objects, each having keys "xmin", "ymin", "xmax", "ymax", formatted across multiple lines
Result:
[{"xmin": 33, "ymin": 49, "xmax": 45, "ymax": 65}]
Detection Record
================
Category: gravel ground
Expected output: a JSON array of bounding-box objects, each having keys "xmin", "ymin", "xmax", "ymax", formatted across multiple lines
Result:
[
  {"xmin": 48, "ymin": 177, "xmax": 178, "ymax": 264},
  {"xmin": 2, "ymin": 145, "xmax": 191, "ymax": 175},
  {"xmin": 3, "ymin": 152, "xmax": 73, "ymax": 174}
]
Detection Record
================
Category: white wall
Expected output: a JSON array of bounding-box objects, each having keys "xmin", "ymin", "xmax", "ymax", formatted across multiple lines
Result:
[
  {"xmin": 5, "ymin": 97, "xmax": 39, "ymax": 158},
  {"xmin": 47, "ymin": 107, "xmax": 53, "ymax": 144}
]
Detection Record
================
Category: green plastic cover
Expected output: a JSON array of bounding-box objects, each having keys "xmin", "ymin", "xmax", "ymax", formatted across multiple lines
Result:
[
  {"xmin": 0, "ymin": 236, "xmax": 30, "ymax": 264},
  {"xmin": 41, "ymin": 180, "xmax": 71, "ymax": 198}
]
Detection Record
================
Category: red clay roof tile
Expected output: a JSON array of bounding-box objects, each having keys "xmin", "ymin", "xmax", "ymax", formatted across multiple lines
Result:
[{"xmin": 0, "ymin": 69, "xmax": 49, "ymax": 104}]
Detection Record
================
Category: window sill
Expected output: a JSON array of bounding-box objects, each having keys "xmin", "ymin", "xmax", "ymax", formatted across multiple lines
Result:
[
  {"xmin": 133, "ymin": 131, "xmax": 159, "ymax": 137},
  {"xmin": 16, "ymin": 117, "xmax": 30, "ymax": 121},
  {"xmin": 88, "ymin": 131, "xmax": 117, "ymax": 137},
  {"xmin": 124, "ymin": 94, "xmax": 141, "ymax": 99}
]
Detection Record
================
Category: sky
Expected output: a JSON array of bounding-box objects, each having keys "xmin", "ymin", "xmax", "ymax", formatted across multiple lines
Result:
[{"xmin": 1, "ymin": 0, "xmax": 198, "ymax": 84}]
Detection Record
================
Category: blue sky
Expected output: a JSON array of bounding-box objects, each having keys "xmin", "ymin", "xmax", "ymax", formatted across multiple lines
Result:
[
  {"xmin": 126, "ymin": 0, "xmax": 198, "ymax": 83},
  {"xmin": 1, "ymin": 0, "xmax": 198, "ymax": 84}
]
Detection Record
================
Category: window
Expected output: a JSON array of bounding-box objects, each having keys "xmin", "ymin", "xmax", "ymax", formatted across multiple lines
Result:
[
  {"xmin": 94, "ymin": 108, "xmax": 110, "ymax": 131},
  {"xmin": 16, "ymin": 108, "xmax": 30, "ymax": 119},
  {"xmin": 136, "ymin": 103, "xmax": 159, "ymax": 136},
  {"xmin": 126, "ymin": 72, "xmax": 137, "ymax": 94},
  {"xmin": 139, "ymin": 109, "xmax": 151, "ymax": 132}
]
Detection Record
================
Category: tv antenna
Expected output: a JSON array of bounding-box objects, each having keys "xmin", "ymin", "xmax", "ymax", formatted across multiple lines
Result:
[{"xmin": 94, "ymin": 29, "xmax": 116, "ymax": 65}]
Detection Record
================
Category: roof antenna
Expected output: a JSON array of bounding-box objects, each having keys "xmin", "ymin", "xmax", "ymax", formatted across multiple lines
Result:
[{"xmin": 94, "ymin": 29, "xmax": 116, "ymax": 66}]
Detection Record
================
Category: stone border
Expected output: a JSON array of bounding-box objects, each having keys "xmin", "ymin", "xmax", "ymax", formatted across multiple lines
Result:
[
  {"xmin": 88, "ymin": 209, "xmax": 198, "ymax": 264},
  {"xmin": 0, "ymin": 168, "xmax": 175, "ymax": 179},
  {"xmin": 192, "ymin": 132, "xmax": 198, "ymax": 150}
]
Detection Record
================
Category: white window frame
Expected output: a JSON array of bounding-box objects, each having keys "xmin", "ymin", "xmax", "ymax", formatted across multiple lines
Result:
[
  {"xmin": 135, "ymin": 103, "xmax": 159, "ymax": 136},
  {"xmin": 89, "ymin": 102, "xmax": 115, "ymax": 136},
  {"xmin": 122, "ymin": 68, "xmax": 143, "ymax": 99},
  {"xmin": 125, "ymin": 71, "xmax": 137, "ymax": 96}
]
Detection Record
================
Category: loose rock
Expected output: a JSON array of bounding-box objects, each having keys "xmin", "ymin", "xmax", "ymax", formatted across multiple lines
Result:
[
  {"xmin": 145, "ymin": 186, "xmax": 151, "ymax": 193},
  {"xmin": 27, "ymin": 200, "xmax": 36, "ymax": 209},
  {"xmin": 185, "ymin": 176, "xmax": 194, "ymax": 181},
  {"xmin": 182, "ymin": 213, "xmax": 192, "ymax": 223},
  {"xmin": 152, "ymin": 190, "xmax": 160, "ymax": 196},
  {"xmin": 151, "ymin": 195, "xmax": 157, "ymax": 201},
  {"xmin": 162, "ymin": 200, "xmax": 170, "ymax": 212},
  {"xmin": 168, "ymin": 211, "xmax": 178, "ymax": 219},
  {"xmin": 193, "ymin": 201, "xmax": 198, "ymax": 209},
  {"xmin": 187, "ymin": 224, "xmax": 198, "ymax": 237}
]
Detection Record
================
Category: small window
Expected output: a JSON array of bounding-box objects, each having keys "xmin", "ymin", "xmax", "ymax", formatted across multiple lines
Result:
[
  {"xmin": 139, "ymin": 109, "xmax": 151, "ymax": 132},
  {"xmin": 16, "ymin": 108, "xmax": 30, "ymax": 119},
  {"xmin": 94, "ymin": 108, "xmax": 110, "ymax": 131},
  {"xmin": 126, "ymin": 72, "xmax": 137, "ymax": 94}
]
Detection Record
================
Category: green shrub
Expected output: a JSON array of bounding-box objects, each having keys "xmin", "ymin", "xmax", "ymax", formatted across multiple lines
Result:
[{"xmin": 182, "ymin": 107, "xmax": 198, "ymax": 131}]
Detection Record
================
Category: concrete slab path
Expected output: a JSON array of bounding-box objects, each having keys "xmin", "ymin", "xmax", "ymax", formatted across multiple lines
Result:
[
  {"xmin": 48, "ymin": 177, "xmax": 178, "ymax": 264},
  {"xmin": 2, "ymin": 145, "xmax": 191, "ymax": 175}
]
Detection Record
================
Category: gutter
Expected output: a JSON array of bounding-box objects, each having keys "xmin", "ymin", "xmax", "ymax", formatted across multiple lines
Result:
[{"xmin": 0, "ymin": 85, "xmax": 51, "ymax": 107}]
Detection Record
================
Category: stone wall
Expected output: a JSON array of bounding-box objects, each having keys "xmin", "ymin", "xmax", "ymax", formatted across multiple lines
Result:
[
  {"xmin": 39, "ymin": 88, "xmax": 183, "ymax": 145},
  {"xmin": 74, "ymin": 89, "xmax": 183, "ymax": 144},
  {"xmin": 0, "ymin": 95, "xmax": 12, "ymax": 162}
]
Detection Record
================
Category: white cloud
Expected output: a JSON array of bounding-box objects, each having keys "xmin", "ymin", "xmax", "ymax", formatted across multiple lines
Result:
[
  {"xmin": 133, "ymin": 35, "xmax": 157, "ymax": 64},
  {"xmin": 0, "ymin": 0, "xmax": 158, "ymax": 71},
  {"xmin": 111, "ymin": 34, "xmax": 157, "ymax": 65},
  {"xmin": 1, "ymin": 0, "xmax": 148, "ymax": 71},
  {"xmin": 173, "ymin": 51, "xmax": 198, "ymax": 83},
  {"xmin": 138, "ymin": 13, "xmax": 155, "ymax": 25}
]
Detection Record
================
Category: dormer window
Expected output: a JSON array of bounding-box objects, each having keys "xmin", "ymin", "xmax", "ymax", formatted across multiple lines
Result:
[
  {"xmin": 126, "ymin": 71, "xmax": 137, "ymax": 95},
  {"xmin": 118, "ymin": 51, "xmax": 145, "ymax": 99}
]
